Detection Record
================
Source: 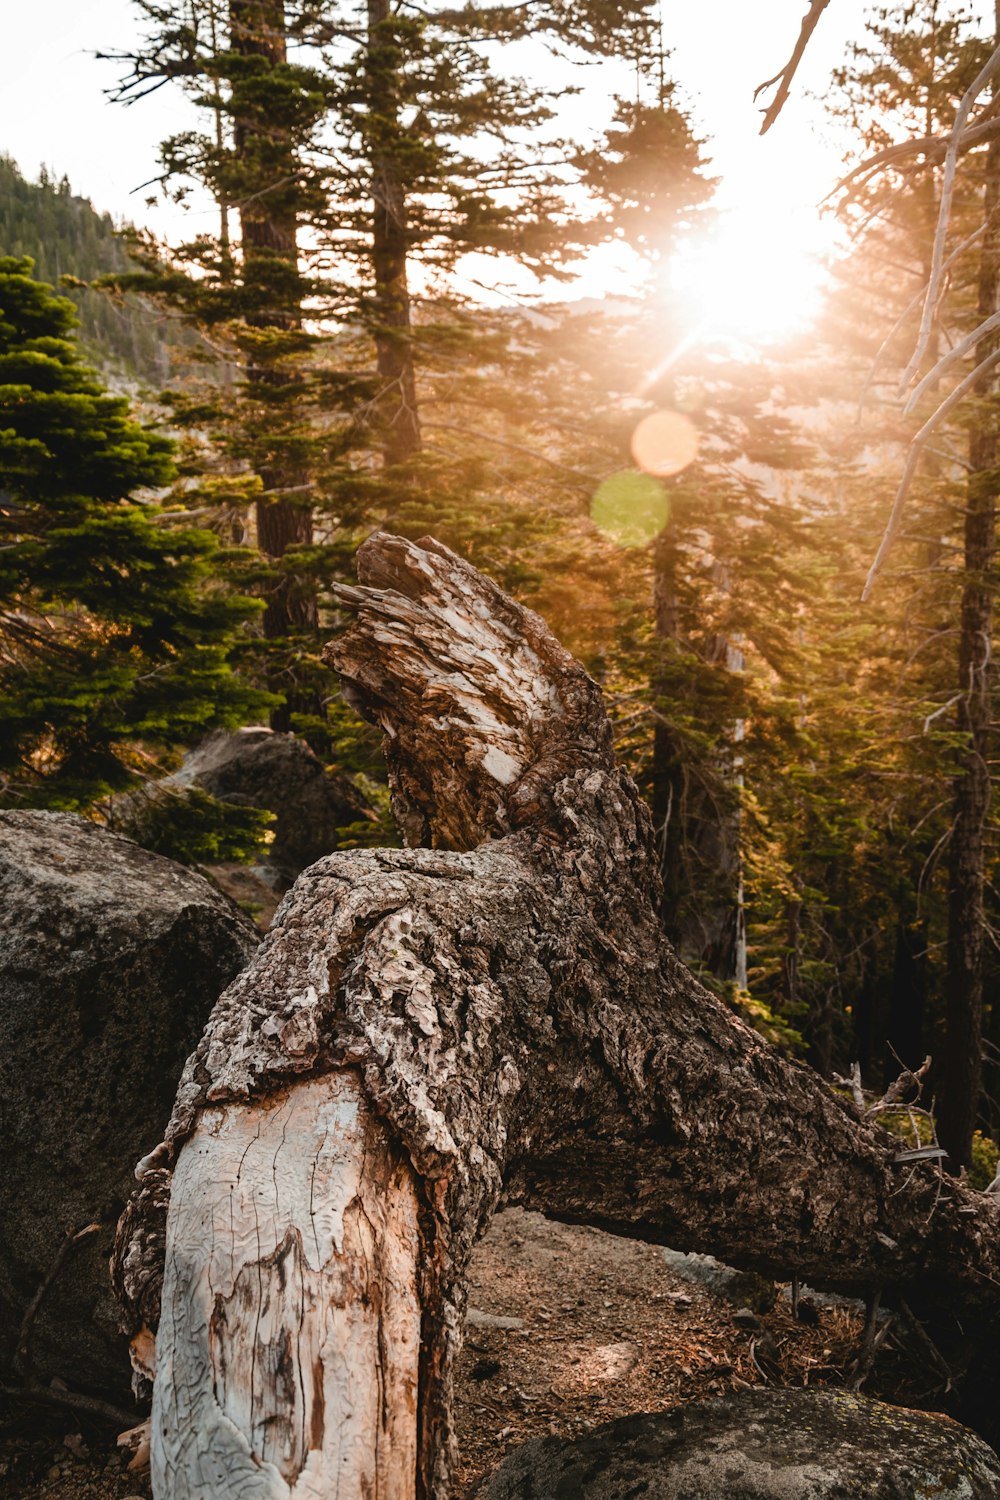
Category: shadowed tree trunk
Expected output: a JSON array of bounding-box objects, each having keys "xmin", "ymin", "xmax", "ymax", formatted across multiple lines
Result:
[
  {"xmin": 231, "ymin": 0, "xmax": 318, "ymax": 729},
  {"xmin": 940, "ymin": 7, "xmax": 1000, "ymax": 1169},
  {"xmin": 365, "ymin": 0, "xmax": 421, "ymax": 468},
  {"xmin": 650, "ymin": 530, "xmax": 744, "ymax": 982},
  {"xmin": 114, "ymin": 534, "xmax": 1000, "ymax": 1500}
]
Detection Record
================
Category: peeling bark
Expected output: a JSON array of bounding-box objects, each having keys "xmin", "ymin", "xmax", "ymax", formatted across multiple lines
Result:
[{"xmin": 115, "ymin": 533, "xmax": 1000, "ymax": 1499}]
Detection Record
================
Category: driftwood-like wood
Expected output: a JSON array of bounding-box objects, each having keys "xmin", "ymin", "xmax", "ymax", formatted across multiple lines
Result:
[
  {"xmin": 115, "ymin": 533, "xmax": 1000, "ymax": 1499},
  {"xmin": 149, "ymin": 1074, "xmax": 419, "ymax": 1499}
]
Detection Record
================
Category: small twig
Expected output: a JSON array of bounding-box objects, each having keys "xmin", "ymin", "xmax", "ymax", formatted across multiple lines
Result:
[
  {"xmin": 0, "ymin": 1383, "xmax": 137, "ymax": 1429},
  {"xmin": 849, "ymin": 1289, "xmax": 882, "ymax": 1389},
  {"xmin": 754, "ymin": 0, "xmax": 832, "ymax": 135},
  {"xmin": 862, "ymin": 341, "xmax": 1000, "ymax": 600},
  {"xmin": 832, "ymin": 1061, "xmax": 866, "ymax": 1114},
  {"xmin": 830, "ymin": 120, "xmax": 1000, "ymax": 207},
  {"xmin": 14, "ymin": 1224, "xmax": 102, "ymax": 1382},
  {"xmin": 899, "ymin": 1299, "xmax": 954, "ymax": 1393},
  {"xmin": 866, "ymin": 1053, "xmax": 932, "ymax": 1116},
  {"xmin": 749, "ymin": 1338, "xmax": 772, "ymax": 1382},
  {"xmin": 904, "ymin": 306, "xmax": 1000, "ymax": 414}
]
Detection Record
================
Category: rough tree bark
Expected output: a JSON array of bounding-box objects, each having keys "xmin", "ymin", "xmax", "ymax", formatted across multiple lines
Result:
[{"xmin": 115, "ymin": 533, "xmax": 1000, "ymax": 1499}]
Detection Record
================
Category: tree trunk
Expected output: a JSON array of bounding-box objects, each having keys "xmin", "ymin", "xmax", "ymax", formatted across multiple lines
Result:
[
  {"xmin": 887, "ymin": 915, "xmax": 927, "ymax": 1082},
  {"xmin": 366, "ymin": 0, "xmax": 421, "ymax": 468},
  {"xmin": 115, "ymin": 533, "xmax": 1000, "ymax": 1500},
  {"xmin": 650, "ymin": 530, "xmax": 743, "ymax": 980},
  {"xmin": 940, "ymin": 20, "xmax": 1000, "ymax": 1169},
  {"xmin": 230, "ymin": 0, "xmax": 318, "ymax": 729}
]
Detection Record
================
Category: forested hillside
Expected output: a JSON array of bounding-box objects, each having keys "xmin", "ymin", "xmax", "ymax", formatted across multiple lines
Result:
[{"xmin": 0, "ymin": 156, "xmax": 201, "ymax": 384}]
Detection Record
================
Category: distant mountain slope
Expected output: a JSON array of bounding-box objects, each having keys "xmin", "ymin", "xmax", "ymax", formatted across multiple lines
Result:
[{"xmin": 0, "ymin": 156, "xmax": 201, "ymax": 387}]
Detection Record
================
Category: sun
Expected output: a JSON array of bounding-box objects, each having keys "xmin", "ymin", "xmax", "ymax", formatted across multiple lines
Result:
[{"xmin": 671, "ymin": 206, "xmax": 828, "ymax": 346}]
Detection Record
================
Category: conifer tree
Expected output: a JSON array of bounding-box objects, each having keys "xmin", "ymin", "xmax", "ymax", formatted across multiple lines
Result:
[
  {"xmin": 815, "ymin": 0, "xmax": 1000, "ymax": 1156},
  {"xmin": 0, "ymin": 256, "xmax": 269, "ymax": 813},
  {"xmin": 0, "ymin": 156, "xmax": 203, "ymax": 384},
  {"xmin": 100, "ymin": 0, "xmax": 678, "ymax": 741}
]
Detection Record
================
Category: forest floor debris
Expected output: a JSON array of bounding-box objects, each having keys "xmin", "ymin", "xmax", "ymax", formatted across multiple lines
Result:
[{"xmin": 0, "ymin": 1208, "xmax": 955, "ymax": 1498}]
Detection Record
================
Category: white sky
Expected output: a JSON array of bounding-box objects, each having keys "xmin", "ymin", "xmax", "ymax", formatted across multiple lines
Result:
[{"xmin": 0, "ymin": 1, "xmax": 990, "ymax": 337}]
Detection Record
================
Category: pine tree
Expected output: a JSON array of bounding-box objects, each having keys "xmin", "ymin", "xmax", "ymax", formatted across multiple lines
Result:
[
  {"xmin": 0, "ymin": 256, "xmax": 270, "ymax": 814},
  {"xmin": 79, "ymin": 0, "xmax": 701, "ymax": 806}
]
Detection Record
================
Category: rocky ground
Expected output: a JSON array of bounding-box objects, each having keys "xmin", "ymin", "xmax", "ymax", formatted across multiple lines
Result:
[{"xmin": 0, "ymin": 1208, "xmax": 943, "ymax": 1498}]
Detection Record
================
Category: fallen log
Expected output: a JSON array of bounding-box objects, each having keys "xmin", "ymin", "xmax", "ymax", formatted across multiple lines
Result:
[{"xmin": 114, "ymin": 533, "xmax": 1000, "ymax": 1499}]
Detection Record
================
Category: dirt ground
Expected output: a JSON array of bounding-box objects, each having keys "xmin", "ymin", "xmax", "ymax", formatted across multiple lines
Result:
[{"xmin": 0, "ymin": 1207, "xmax": 937, "ymax": 1499}]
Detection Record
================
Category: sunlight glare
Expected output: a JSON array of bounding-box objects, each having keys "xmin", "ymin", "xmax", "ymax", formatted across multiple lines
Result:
[{"xmin": 672, "ymin": 206, "xmax": 826, "ymax": 344}]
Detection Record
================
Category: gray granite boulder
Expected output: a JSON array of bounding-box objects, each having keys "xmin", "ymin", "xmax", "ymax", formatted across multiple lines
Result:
[
  {"xmin": 174, "ymin": 726, "xmax": 374, "ymax": 884},
  {"xmin": 473, "ymin": 1389, "xmax": 1000, "ymax": 1498},
  {"xmin": 0, "ymin": 812, "xmax": 259, "ymax": 1399}
]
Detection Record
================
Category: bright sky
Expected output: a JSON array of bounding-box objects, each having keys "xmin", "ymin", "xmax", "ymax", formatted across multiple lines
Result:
[{"xmin": 0, "ymin": 1, "xmax": 987, "ymax": 340}]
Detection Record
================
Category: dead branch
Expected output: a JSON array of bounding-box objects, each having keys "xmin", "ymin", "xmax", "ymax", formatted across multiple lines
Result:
[
  {"xmin": 12, "ymin": 1224, "xmax": 102, "ymax": 1383},
  {"xmin": 904, "ymin": 308, "xmax": 1000, "ymax": 413},
  {"xmin": 900, "ymin": 40, "xmax": 1000, "ymax": 393},
  {"xmin": 862, "ymin": 342, "xmax": 1000, "ymax": 600},
  {"xmin": 754, "ymin": 0, "xmax": 833, "ymax": 135}
]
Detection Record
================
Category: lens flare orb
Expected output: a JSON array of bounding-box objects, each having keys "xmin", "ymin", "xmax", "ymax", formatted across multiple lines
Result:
[
  {"xmin": 630, "ymin": 409, "xmax": 699, "ymax": 478},
  {"xmin": 591, "ymin": 470, "xmax": 670, "ymax": 549}
]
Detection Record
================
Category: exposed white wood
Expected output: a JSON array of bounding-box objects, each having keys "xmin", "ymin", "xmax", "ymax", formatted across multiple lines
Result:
[{"xmin": 151, "ymin": 1071, "xmax": 421, "ymax": 1500}]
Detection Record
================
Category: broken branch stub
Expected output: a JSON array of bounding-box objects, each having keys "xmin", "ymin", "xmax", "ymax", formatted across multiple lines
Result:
[
  {"xmin": 116, "ymin": 533, "xmax": 1000, "ymax": 1500},
  {"xmin": 329, "ymin": 531, "xmax": 614, "ymax": 848}
]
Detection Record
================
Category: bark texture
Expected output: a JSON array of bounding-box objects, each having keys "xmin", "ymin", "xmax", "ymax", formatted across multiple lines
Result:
[
  {"xmin": 115, "ymin": 534, "xmax": 1000, "ymax": 1498},
  {"xmin": 365, "ymin": 0, "xmax": 421, "ymax": 467},
  {"xmin": 230, "ymin": 0, "xmax": 319, "ymax": 713}
]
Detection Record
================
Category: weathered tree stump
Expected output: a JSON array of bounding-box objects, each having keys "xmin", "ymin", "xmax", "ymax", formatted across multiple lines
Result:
[{"xmin": 114, "ymin": 534, "xmax": 1000, "ymax": 1499}]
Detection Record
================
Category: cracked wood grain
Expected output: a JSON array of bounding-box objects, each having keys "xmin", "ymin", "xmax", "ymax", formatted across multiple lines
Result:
[{"xmin": 151, "ymin": 1074, "xmax": 419, "ymax": 1499}]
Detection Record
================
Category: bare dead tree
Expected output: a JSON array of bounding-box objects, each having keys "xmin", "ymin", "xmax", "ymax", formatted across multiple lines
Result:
[{"xmin": 113, "ymin": 534, "xmax": 1000, "ymax": 1499}]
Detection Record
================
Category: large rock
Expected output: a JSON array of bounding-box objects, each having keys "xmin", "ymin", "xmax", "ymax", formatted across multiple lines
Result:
[
  {"xmin": 474, "ymin": 1389, "xmax": 1000, "ymax": 1498},
  {"xmin": 175, "ymin": 727, "xmax": 374, "ymax": 885},
  {"xmin": 0, "ymin": 812, "xmax": 259, "ymax": 1400}
]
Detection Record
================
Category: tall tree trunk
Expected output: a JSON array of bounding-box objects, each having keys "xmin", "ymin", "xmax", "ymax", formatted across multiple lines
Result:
[
  {"xmin": 887, "ymin": 915, "xmax": 927, "ymax": 1082},
  {"xmin": 231, "ymin": 0, "xmax": 318, "ymax": 729},
  {"xmin": 366, "ymin": 0, "xmax": 421, "ymax": 467},
  {"xmin": 115, "ymin": 534, "xmax": 1000, "ymax": 1500},
  {"xmin": 940, "ymin": 17, "xmax": 1000, "ymax": 1168},
  {"xmin": 650, "ymin": 530, "xmax": 743, "ymax": 980}
]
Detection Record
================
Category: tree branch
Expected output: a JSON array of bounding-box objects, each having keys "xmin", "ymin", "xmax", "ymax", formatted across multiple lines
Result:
[{"xmin": 754, "ymin": 0, "xmax": 832, "ymax": 135}]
